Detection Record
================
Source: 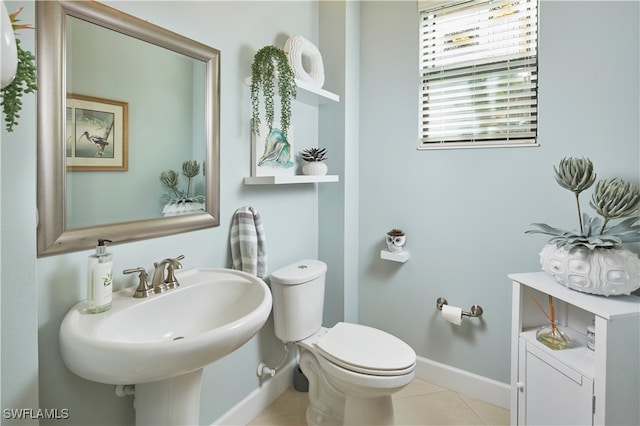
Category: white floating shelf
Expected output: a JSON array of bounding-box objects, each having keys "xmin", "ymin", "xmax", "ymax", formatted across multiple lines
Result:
[
  {"xmin": 244, "ymin": 175, "xmax": 339, "ymax": 185},
  {"xmin": 380, "ymin": 250, "xmax": 410, "ymax": 263},
  {"xmin": 294, "ymin": 79, "xmax": 340, "ymax": 105},
  {"xmin": 244, "ymin": 77, "xmax": 339, "ymax": 105}
]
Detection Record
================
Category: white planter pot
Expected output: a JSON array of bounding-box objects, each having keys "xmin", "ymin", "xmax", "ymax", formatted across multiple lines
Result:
[
  {"xmin": 1, "ymin": 1, "xmax": 18, "ymax": 89},
  {"xmin": 539, "ymin": 243, "xmax": 640, "ymax": 296},
  {"xmin": 386, "ymin": 234, "xmax": 406, "ymax": 253},
  {"xmin": 162, "ymin": 201, "xmax": 205, "ymax": 217},
  {"xmin": 302, "ymin": 161, "xmax": 327, "ymax": 176}
]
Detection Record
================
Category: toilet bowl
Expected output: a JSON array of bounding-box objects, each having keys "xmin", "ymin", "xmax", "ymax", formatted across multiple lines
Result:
[{"xmin": 270, "ymin": 260, "xmax": 416, "ymax": 426}]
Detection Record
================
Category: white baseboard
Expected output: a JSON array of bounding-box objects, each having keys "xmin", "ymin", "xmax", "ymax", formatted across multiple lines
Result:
[
  {"xmin": 211, "ymin": 359, "xmax": 296, "ymax": 426},
  {"xmin": 211, "ymin": 356, "xmax": 510, "ymax": 425},
  {"xmin": 414, "ymin": 355, "xmax": 511, "ymax": 410}
]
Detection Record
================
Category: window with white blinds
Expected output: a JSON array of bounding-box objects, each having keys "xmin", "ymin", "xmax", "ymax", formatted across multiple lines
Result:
[{"xmin": 419, "ymin": 0, "xmax": 538, "ymax": 149}]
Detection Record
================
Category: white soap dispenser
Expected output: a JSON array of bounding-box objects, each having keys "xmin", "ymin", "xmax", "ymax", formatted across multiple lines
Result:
[{"xmin": 86, "ymin": 239, "xmax": 113, "ymax": 313}]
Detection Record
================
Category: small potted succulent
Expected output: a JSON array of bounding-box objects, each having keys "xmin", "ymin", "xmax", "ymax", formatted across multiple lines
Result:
[
  {"xmin": 526, "ymin": 157, "xmax": 640, "ymax": 296},
  {"xmin": 300, "ymin": 147, "xmax": 328, "ymax": 176},
  {"xmin": 160, "ymin": 160, "xmax": 205, "ymax": 216},
  {"xmin": 386, "ymin": 229, "xmax": 406, "ymax": 253},
  {"xmin": 250, "ymin": 45, "xmax": 297, "ymax": 137}
]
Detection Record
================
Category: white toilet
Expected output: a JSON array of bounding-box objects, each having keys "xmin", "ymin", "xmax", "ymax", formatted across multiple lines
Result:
[{"xmin": 270, "ymin": 259, "xmax": 416, "ymax": 426}]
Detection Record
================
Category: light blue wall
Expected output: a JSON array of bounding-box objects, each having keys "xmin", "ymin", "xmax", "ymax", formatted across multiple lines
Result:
[
  {"xmin": 358, "ymin": 0, "xmax": 639, "ymax": 383},
  {"xmin": 2, "ymin": 1, "xmax": 323, "ymax": 425},
  {"xmin": 1, "ymin": 1, "xmax": 39, "ymax": 421},
  {"xmin": 318, "ymin": 0, "xmax": 361, "ymax": 327},
  {"xmin": 66, "ymin": 17, "xmax": 200, "ymax": 226},
  {"xmin": 1, "ymin": 1, "xmax": 638, "ymax": 425}
]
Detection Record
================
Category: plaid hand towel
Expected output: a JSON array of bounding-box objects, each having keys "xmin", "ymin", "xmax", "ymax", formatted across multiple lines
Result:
[{"xmin": 230, "ymin": 206, "xmax": 267, "ymax": 278}]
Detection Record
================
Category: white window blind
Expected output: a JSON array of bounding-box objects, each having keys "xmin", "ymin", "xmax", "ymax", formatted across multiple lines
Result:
[{"xmin": 419, "ymin": 0, "xmax": 538, "ymax": 149}]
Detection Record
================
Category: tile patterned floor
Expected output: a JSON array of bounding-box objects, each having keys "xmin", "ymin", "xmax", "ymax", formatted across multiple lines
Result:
[{"xmin": 248, "ymin": 379, "xmax": 510, "ymax": 425}]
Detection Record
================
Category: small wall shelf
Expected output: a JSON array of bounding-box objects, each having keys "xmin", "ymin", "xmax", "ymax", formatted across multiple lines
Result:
[
  {"xmin": 243, "ymin": 77, "xmax": 339, "ymax": 105},
  {"xmin": 244, "ymin": 175, "xmax": 339, "ymax": 185},
  {"xmin": 380, "ymin": 250, "xmax": 410, "ymax": 263}
]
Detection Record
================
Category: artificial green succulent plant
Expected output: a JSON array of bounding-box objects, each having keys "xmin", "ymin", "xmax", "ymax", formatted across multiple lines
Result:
[
  {"xmin": 300, "ymin": 147, "xmax": 327, "ymax": 162},
  {"xmin": 160, "ymin": 160, "xmax": 204, "ymax": 204},
  {"xmin": 527, "ymin": 157, "xmax": 640, "ymax": 250}
]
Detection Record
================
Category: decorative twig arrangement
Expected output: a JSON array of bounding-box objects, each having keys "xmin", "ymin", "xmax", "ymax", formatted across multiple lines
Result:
[{"xmin": 531, "ymin": 295, "xmax": 568, "ymax": 347}]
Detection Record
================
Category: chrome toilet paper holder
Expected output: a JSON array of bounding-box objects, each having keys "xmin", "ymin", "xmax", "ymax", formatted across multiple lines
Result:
[{"xmin": 436, "ymin": 297, "xmax": 483, "ymax": 318}]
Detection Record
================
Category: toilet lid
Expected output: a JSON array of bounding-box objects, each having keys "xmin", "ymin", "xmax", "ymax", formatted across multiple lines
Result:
[{"xmin": 316, "ymin": 322, "xmax": 416, "ymax": 376}]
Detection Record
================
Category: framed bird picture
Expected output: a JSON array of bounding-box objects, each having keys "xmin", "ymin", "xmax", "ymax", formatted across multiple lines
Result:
[
  {"xmin": 66, "ymin": 94, "xmax": 128, "ymax": 171},
  {"xmin": 251, "ymin": 122, "xmax": 296, "ymax": 177}
]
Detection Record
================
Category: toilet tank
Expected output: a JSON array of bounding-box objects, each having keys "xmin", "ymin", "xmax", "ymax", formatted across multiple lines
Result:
[{"xmin": 270, "ymin": 260, "xmax": 327, "ymax": 342}]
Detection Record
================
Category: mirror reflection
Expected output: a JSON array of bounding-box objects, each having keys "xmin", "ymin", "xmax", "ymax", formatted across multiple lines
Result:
[
  {"xmin": 36, "ymin": 0, "xmax": 220, "ymax": 257},
  {"xmin": 65, "ymin": 15, "xmax": 207, "ymax": 228}
]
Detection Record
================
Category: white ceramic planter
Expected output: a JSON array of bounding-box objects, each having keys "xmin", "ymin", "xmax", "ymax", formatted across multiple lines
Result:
[
  {"xmin": 302, "ymin": 161, "xmax": 328, "ymax": 176},
  {"xmin": 539, "ymin": 243, "xmax": 640, "ymax": 296},
  {"xmin": 162, "ymin": 201, "xmax": 205, "ymax": 217},
  {"xmin": 1, "ymin": 1, "xmax": 18, "ymax": 88},
  {"xmin": 386, "ymin": 234, "xmax": 406, "ymax": 253}
]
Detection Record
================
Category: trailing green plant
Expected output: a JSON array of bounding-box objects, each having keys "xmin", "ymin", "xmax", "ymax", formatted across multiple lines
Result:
[
  {"xmin": 526, "ymin": 157, "xmax": 640, "ymax": 250},
  {"xmin": 1, "ymin": 7, "xmax": 37, "ymax": 133},
  {"xmin": 250, "ymin": 45, "xmax": 296, "ymax": 137},
  {"xmin": 300, "ymin": 147, "xmax": 327, "ymax": 162},
  {"xmin": 160, "ymin": 160, "xmax": 204, "ymax": 204}
]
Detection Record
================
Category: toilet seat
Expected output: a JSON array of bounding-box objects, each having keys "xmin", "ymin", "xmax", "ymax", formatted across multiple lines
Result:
[{"xmin": 315, "ymin": 322, "xmax": 416, "ymax": 376}]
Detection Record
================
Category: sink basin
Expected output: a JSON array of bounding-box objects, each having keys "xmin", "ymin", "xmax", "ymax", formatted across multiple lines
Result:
[{"xmin": 60, "ymin": 268, "xmax": 272, "ymax": 385}]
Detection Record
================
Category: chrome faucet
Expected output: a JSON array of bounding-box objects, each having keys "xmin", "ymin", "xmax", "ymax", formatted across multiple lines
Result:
[{"xmin": 151, "ymin": 255, "xmax": 184, "ymax": 293}]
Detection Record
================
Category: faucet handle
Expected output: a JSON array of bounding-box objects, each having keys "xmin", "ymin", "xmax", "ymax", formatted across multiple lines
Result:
[
  {"xmin": 123, "ymin": 267, "xmax": 153, "ymax": 298},
  {"xmin": 164, "ymin": 255, "xmax": 184, "ymax": 289}
]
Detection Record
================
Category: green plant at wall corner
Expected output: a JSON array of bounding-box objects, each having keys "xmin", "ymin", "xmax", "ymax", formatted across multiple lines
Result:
[
  {"xmin": 526, "ymin": 156, "xmax": 640, "ymax": 250},
  {"xmin": 160, "ymin": 160, "xmax": 205, "ymax": 205},
  {"xmin": 250, "ymin": 45, "xmax": 296, "ymax": 137},
  {"xmin": 1, "ymin": 7, "xmax": 37, "ymax": 133}
]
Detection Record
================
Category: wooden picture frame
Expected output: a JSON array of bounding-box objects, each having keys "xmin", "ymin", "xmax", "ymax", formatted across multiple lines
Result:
[{"xmin": 66, "ymin": 94, "xmax": 128, "ymax": 171}]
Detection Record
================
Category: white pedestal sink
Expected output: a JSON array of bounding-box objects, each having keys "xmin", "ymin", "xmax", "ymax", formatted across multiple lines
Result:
[{"xmin": 60, "ymin": 268, "xmax": 272, "ymax": 425}]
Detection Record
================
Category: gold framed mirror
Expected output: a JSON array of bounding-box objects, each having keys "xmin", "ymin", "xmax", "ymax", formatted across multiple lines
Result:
[{"xmin": 36, "ymin": 1, "xmax": 220, "ymax": 256}]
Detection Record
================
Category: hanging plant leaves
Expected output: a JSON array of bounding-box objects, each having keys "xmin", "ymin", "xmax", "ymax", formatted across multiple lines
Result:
[
  {"xmin": 1, "ymin": 8, "xmax": 37, "ymax": 133},
  {"xmin": 250, "ymin": 45, "xmax": 296, "ymax": 137}
]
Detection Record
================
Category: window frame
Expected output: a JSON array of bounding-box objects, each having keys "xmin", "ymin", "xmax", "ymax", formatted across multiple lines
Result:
[{"xmin": 418, "ymin": 0, "xmax": 540, "ymax": 150}]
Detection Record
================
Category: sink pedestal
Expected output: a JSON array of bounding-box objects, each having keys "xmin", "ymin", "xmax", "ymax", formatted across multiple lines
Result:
[{"xmin": 134, "ymin": 369, "xmax": 203, "ymax": 425}]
